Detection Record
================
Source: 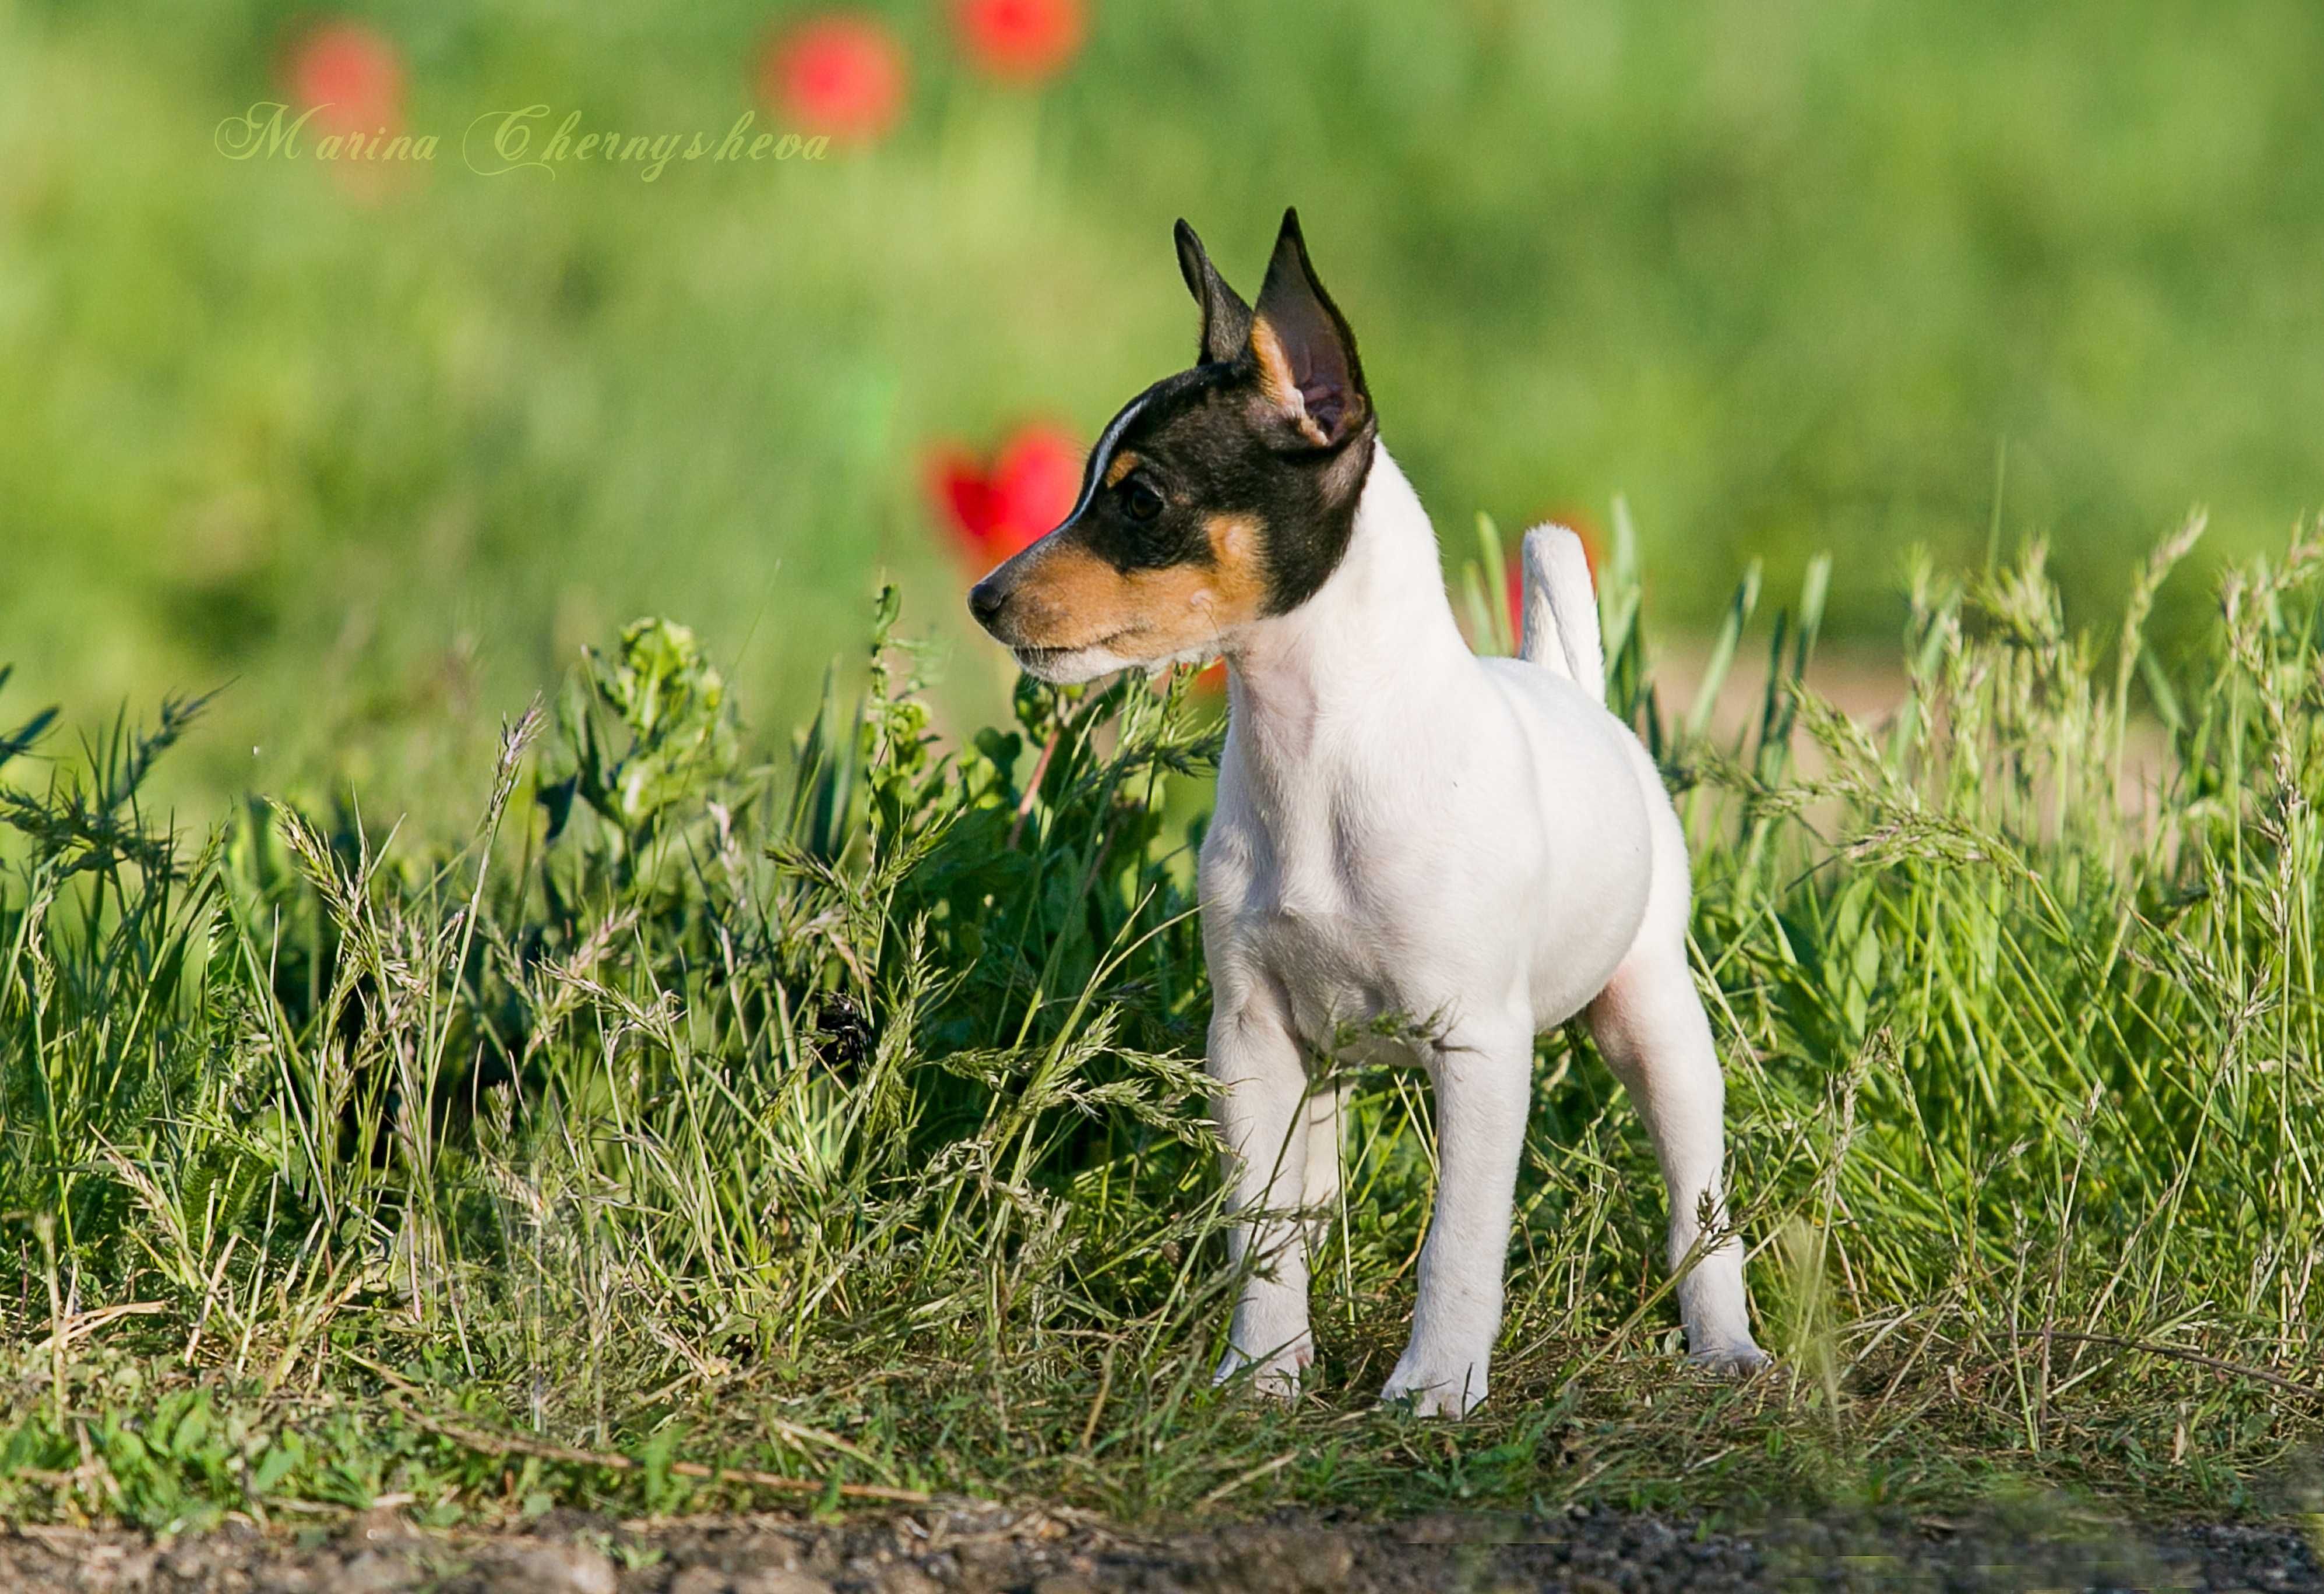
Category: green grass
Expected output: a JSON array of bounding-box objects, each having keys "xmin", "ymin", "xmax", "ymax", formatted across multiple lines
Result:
[
  {"xmin": 4, "ymin": 520, "xmax": 2321, "ymax": 1535},
  {"xmin": 8, "ymin": 1, "xmax": 2324, "ymax": 810}
]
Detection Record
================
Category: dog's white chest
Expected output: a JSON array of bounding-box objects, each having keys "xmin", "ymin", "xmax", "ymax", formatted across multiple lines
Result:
[
  {"xmin": 1237, "ymin": 866, "xmax": 1407, "ymax": 1047},
  {"xmin": 1204, "ymin": 755, "xmax": 1502, "ymax": 1050}
]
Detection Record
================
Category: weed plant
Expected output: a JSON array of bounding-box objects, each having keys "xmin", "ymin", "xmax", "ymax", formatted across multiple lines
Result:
[{"xmin": 3, "ymin": 517, "xmax": 2321, "ymax": 1531}]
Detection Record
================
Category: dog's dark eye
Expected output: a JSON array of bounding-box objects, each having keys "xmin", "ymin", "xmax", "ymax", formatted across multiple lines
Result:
[{"xmin": 1122, "ymin": 478, "xmax": 1165, "ymax": 523}]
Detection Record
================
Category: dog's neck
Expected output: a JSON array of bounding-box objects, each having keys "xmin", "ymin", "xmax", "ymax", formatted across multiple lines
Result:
[{"xmin": 1223, "ymin": 442, "xmax": 1472, "ymax": 758}]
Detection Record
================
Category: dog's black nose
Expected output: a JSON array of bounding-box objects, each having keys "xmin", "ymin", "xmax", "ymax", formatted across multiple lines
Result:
[{"xmin": 968, "ymin": 579, "xmax": 1008, "ymax": 628}]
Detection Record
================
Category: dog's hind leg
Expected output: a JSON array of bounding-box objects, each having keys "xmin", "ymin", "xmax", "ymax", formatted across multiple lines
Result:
[
  {"xmin": 1586, "ymin": 791, "xmax": 1768, "ymax": 1371},
  {"xmin": 1209, "ymin": 992, "xmax": 1319, "ymax": 1395}
]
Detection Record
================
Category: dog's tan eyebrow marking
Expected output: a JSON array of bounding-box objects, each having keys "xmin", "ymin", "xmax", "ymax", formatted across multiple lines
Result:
[{"xmin": 1104, "ymin": 452, "xmax": 1142, "ymax": 488}]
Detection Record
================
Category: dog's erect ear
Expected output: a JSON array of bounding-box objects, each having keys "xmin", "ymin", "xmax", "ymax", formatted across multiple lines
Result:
[
  {"xmin": 1175, "ymin": 220, "xmax": 1252, "ymax": 366},
  {"xmin": 1248, "ymin": 208, "xmax": 1369, "ymax": 449}
]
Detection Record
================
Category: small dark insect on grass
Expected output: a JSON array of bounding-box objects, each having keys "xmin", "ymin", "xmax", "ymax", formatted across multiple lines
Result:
[{"xmin": 2, "ymin": 514, "xmax": 2321, "ymax": 1535}]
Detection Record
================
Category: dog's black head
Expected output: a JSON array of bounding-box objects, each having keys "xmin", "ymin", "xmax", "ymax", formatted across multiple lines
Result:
[{"xmin": 967, "ymin": 209, "xmax": 1377, "ymax": 681}]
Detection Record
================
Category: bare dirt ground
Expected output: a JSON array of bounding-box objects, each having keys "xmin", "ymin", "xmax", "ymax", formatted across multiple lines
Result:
[{"xmin": 5, "ymin": 1504, "xmax": 2317, "ymax": 1593}]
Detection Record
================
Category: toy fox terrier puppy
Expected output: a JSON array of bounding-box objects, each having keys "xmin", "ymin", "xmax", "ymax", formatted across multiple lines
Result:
[{"xmin": 968, "ymin": 210, "xmax": 1767, "ymax": 1415}]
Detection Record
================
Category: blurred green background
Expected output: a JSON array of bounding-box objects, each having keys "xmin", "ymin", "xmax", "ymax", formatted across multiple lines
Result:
[{"xmin": 6, "ymin": 0, "xmax": 2323, "ymax": 809}]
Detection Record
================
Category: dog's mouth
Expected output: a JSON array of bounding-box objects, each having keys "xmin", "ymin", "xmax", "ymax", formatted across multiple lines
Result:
[
  {"xmin": 1009, "ymin": 630, "xmax": 1136, "ymax": 682},
  {"xmin": 1012, "ymin": 632, "xmax": 1124, "ymax": 661}
]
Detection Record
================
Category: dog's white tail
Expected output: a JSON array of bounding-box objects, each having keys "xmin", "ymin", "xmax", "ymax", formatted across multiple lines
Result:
[{"xmin": 1516, "ymin": 525, "xmax": 1605, "ymax": 701}]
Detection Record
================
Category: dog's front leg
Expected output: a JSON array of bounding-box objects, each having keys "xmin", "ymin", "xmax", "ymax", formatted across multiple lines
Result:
[
  {"xmin": 1381, "ymin": 1020, "xmax": 1533, "ymax": 1417},
  {"xmin": 1208, "ymin": 995, "xmax": 1318, "ymax": 1396}
]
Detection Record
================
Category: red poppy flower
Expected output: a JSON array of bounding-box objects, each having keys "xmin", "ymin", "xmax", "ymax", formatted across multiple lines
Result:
[
  {"xmin": 283, "ymin": 19, "xmax": 405, "ymax": 137},
  {"xmin": 760, "ymin": 13, "xmax": 908, "ymax": 143},
  {"xmin": 927, "ymin": 422, "xmax": 1084, "ymax": 569},
  {"xmin": 953, "ymin": 0, "xmax": 1086, "ymax": 83}
]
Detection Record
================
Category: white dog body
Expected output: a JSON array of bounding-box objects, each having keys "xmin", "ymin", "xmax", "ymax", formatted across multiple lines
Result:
[
  {"xmin": 966, "ymin": 213, "xmax": 1765, "ymax": 1413},
  {"xmin": 1200, "ymin": 444, "xmax": 1764, "ymax": 1414}
]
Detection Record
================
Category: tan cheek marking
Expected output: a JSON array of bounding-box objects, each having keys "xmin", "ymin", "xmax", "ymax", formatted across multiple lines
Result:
[
  {"xmin": 1094, "ymin": 515, "xmax": 1270, "ymax": 657},
  {"xmin": 1123, "ymin": 567, "xmax": 1222, "ymax": 646},
  {"xmin": 1103, "ymin": 451, "xmax": 1141, "ymax": 488},
  {"xmin": 1002, "ymin": 541, "xmax": 1145, "ymax": 647},
  {"xmin": 1204, "ymin": 513, "xmax": 1267, "ymax": 621},
  {"xmin": 999, "ymin": 518, "xmax": 1270, "ymax": 657}
]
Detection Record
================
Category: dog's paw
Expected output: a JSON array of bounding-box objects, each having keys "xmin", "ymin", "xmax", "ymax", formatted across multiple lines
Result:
[
  {"xmin": 1379, "ymin": 1357, "xmax": 1488, "ymax": 1419},
  {"xmin": 1213, "ymin": 1336, "xmax": 1312, "ymax": 1400},
  {"xmin": 1685, "ymin": 1340, "xmax": 1773, "ymax": 1377}
]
